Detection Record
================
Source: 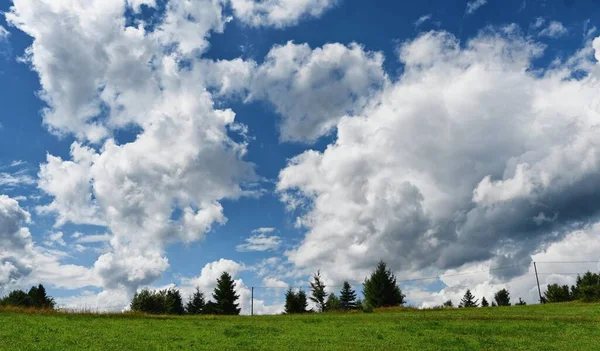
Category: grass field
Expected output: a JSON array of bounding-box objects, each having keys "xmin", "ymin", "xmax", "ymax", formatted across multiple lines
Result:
[{"xmin": 1, "ymin": 303, "xmax": 599, "ymax": 350}]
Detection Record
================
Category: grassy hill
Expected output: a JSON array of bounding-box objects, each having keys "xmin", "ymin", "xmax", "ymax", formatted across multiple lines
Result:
[{"xmin": 1, "ymin": 303, "xmax": 599, "ymax": 350}]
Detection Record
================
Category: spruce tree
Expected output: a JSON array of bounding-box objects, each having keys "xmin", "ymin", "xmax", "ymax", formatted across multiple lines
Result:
[
  {"xmin": 481, "ymin": 297, "xmax": 489, "ymax": 307},
  {"xmin": 325, "ymin": 293, "xmax": 340, "ymax": 311},
  {"xmin": 310, "ymin": 270, "xmax": 327, "ymax": 312},
  {"xmin": 186, "ymin": 287, "xmax": 206, "ymax": 314},
  {"xmin": 212, "ymin": 272, "xmax": 241, "ymax": 315},
  {"xmin": 297, "ymin": 290, "xmax": 309, "ymax": 313},
  {"xmin": 363, "ymin": 261, "xmax": 405, "ymax": 308},
  {"xmin": 165, "ymin": 288, "xmax": 185, "ymax": 315},
  {"xmin": 339, "ymin": 281, "xmax": 357, "ymax": 310},
  {"xmin": 285, "ymin": 288, "xmax": 298, "ymax": 314},
  {"xmin": 494, "ymin": 288, "xmax": 511, "ymax": 306},
  {"xmin": 459, "ymin": 289, "xmax": 479, "ymax": 308}
]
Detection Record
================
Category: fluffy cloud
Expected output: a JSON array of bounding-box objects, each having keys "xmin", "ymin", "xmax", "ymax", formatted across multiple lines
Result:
[
  {"xmin": 539, "ymin": 21, "xmax": 568, "ymax": 38},
  {"xmin": 0, "ymin": 194, "xmax": 97, "ymax": 294},
  {"xmin": 409, "ymin": 224, "xmax": 600, "ymax": 307},
  {"xmin": 465, "ymin": 0, "xmax": 487, "ymax": 15},
  {"xmin": 252, "ymin": 41, "xmax": 387, "ymax": 143},
  {"xmin": 6, "ymin": 0, "xmax": 230, "ymax": 142},
  {"xmin": 236, "ymin": 230, "xmax": 282, "ymax": 252},
  {"xmin": 230, "ymin": 0, "xmax": 337, "ymax": 28},
  {"xmin": 8, "ymin": 0, "xmax": 257, "ymax": 292},
  {"xmin": 278, "ymin": 28, "xmax": 600, "ymax": 284}
]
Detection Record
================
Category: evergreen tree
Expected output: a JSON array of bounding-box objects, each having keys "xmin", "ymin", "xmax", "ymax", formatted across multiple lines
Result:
[
  {"xmin": 163, "ymin": 288, "xmax": 184, "ymax": 315},
  {"xmin": 212, "ymin": 271, "xmax": 241, "ymax": 315},
  {"xmin": 571, "ymin": 272, "xmax": 600, "ymax": 302},
  {"xmin": 310, "ymin": 270, "xmax": 327, "ymax": 312},
  {"xmin": 494, "ymin": 289, "xmax": 511, "ymax": 306},
  {"xmin": 285, "ymin": 288, "xmax": 298, "ymax": 314},
  {"xmin": 325, "ymin": 293, "xmax": 341, "ymax": 311},
  {"xmin": 543, "ymin": 284, "xmax": 572, "ymax": 303},
  {"xmin": 481, "ymin": 297, "xmax": 489, "ymax": 307},
  {"xmin": 339, "ymin": 281, "xmax": 357, "ymax": 310},
  {"xmin": 28, "ymin": 284, "xmax": 54, "ymax": 309},
  {"xmin": 443, "ymin": 300, "xmax": 454, "ymax": 308},
  {"xmin": 363, "ymin": 261, "xmax": 406, "ymax": 308},
  {"xmin": 2, "ymin": 290, "xmax": 33, "ymax": 307},
  {"xmin": 203, "ymin": 301, "xmax": 218, "ymax": 315},
  {"xmin": 297, "ymin": 290, "xmax": 309, "ymax": 313},
  {"xmin": 186, "ymin": 287, "xmax": 206, "ymax": 314},
  {"xmin": 491, "ymin": 302, "xmax": 497, "ymax": 307},
  {"xmin": 459, "ymin": 289, "xmax": 479, "ymax": 308}
]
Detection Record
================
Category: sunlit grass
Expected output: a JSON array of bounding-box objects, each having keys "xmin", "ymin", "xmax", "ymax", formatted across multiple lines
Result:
[{"xmin": 1, "ymin": 303, "xmax": 599, "ymax": 350}]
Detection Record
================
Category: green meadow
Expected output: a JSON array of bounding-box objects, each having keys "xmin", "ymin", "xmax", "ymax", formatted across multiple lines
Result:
[{"xmin": 1, "ymin": 303, "xmax": 599, "ymax": 350}]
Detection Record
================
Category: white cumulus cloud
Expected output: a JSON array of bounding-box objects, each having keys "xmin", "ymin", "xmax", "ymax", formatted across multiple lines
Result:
[
  {"xmin": 252, "ymin": 41, "xmax": 387, "ymax": 143},
  {"xmin": 230, "ymin": 0, "xmax": 337, "ymax": 28},
  {"xmin": 278, "ymin": 28, "xmax": 600, "ymax": 284}
]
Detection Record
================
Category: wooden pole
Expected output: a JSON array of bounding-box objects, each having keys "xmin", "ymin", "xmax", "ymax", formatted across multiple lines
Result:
[{"xmin": 534, "ymin": 262, "xmax": 543, "ymax": 304}]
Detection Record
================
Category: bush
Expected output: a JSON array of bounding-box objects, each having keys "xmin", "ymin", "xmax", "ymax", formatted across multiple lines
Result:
[
  {"xmin": 0, "ymin": 284, "xmax": 55, "ymax": 310},
  {"xmin": 130, "ymin": 287, "xmax": 185, "ymax": 315}
]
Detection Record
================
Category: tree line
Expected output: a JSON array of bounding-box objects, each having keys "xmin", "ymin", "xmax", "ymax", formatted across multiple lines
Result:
[
  {"xmin": 130, "ymin": 271, "xmax": 241, "ymax": 315},
  {"xmin": 0, "ymin": 284, "xmax": 55, "ymax": 309},
  {"xmin": 285, "ymin": 261, "xmax": 406, "ymax": 314},
  {"xmin": 439, "ymin": 271, "xmax": 600, "ymax": 308}
]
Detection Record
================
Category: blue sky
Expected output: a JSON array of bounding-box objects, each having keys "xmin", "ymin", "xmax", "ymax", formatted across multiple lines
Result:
[{"xmin": 1, "ymin": 0, "xmax": 600, "ymax": 313}]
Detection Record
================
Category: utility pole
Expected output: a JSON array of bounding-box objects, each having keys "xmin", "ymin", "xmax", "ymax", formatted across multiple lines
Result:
[
  {"xmin": 251, "ymin": 287, "xmax": 254, "ymax": 316},
  {"xmin": 534, "ymin": 262, "xmax": 543, "ymax": 304}
]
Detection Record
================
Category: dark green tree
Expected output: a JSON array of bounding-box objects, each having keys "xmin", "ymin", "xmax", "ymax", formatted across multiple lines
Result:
[
  {"xmin": 481, "ymin": 297, "xmax": 489, "ymax": 307},
  {"xmin": 543, "ymin": 284, "xmax": 572, "ymax": 303},
  {"xmin": 310, "ymin": 270, "xmax": 327, "ymax": 312},
  {"xmin": 494, "ymin": 289, "xmax": 511, "ymax": 306},
  {"xmin": 27, "ymin": 284, "xmax": 55, "ymax": 309},
  {"xmin": 297, "ymin": 290, "xmax": 309, "ymax": 313},
  {"xmin": 203, "ymin": 301, "xmax": 218, "ymax": 315},
  {"xmin": 363, "ymin": 261, "xmax": 406, "ymax": 308},
  {"xmin": 212, "ymin": 272, "xmax": 241, "ymax": 315},
  {"xmin": 325, "ymin": 293, "xmax": 341, "ymax": 311},
  {"xmin": 459, "ymin": 289, "xmax": 479, "ymax": 308},
  {"xmin": 1, "ymin": 290, "xmax": 33, "ymax": 307},
  {"xmin": 572, "ymin": 272, "xmax": 600, "ymax": 302},
  {"xmin": 130, "ymin": 289, "xmax": 165, "ymax": 314},
  {"xmin": 443, "ymin": 300, "xmax": 454, "ymax": 308},
  {"xmin": 164, "ymin": 288, "xmax": 185, "ymax": 315},
  {"xmin": 285, "ymin": 288, "xmax": 299, "ymax": 314},
  {"xmin": 186, "ymin": 287, "xmax": 206, "ymax": 314},
  {"xmin": 339, "ymin": 281, "xmax": 357, "ymax": 310}
]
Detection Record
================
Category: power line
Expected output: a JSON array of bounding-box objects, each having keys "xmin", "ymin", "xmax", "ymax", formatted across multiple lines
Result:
[{"xmin": 535, "ymin": 261, "xmax": 598, "ymax": 264}]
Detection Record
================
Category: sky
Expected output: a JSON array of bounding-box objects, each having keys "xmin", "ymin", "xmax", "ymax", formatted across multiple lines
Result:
[{"xmin": 1, "ymin": 0, "xmax": 600, "ymax": 314}]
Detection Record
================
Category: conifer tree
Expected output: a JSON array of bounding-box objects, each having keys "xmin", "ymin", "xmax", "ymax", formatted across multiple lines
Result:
[
  {"xmin": 212, "ymin": 272, "xmax": 241, "ymax": 315},
  {"xmin": 326, "ymin": 293, "xmax": 340, "ymax": 311},
  {"xmin": 494, "ymin": 288, "xmax": 511, "ymax": 306},
  {"xmin": 165, "ymin": 288, "xmax": 185, "ymax": 315},
  {"xmin": 285, "ymin": 288, "xmax": 298, "ymax": 314},
  {"xmin": 459, "ymin": 289, "xmax": 479, "ymax": 308},
  {"xmin": 186, "ymin": 287, "xmax": 206, "ymax": 314},
  {"xmin": 339, "ymin": 281, "xmax": 357, "ymax": 310},
  {"xmin": 363, "ymin": 261, "xmax": 405, "ymax": 308},
  {"xmin": 481, "ymin": 297, "xmax": 489, "ymax": 307},
  {"xmin": 310, "ymin": 270, "xmax": 327, "ymax": 312},
  {"xmin": 297, "ymin": 290, "xmax": 309, "ymax": 313}
]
